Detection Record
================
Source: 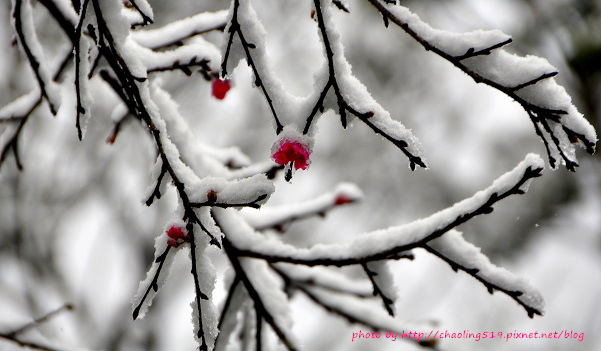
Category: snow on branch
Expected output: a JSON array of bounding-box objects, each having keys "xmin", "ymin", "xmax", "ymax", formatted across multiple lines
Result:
[
  {"xmin": 9, "ymin": 0, "xmax": 597, "ymax": 349},
  {"xmin": 12, "ymin": 0, "xmax": 62, "ymax": 116},
  {"xmin": 69, "ymin": 2, "xmax": 277, "ymax": 349},
  {"xmin": 306, "ymin": 0, "xmax": 426, "ymax": 170},
  {"xmin": 361, "ymin": 261, "xmax": 397, "ymax": 317},
  {"xmin": 221, "ymin": 0, "xmax": 285, "ymax": 134},
  {"xmin": 215, "ymin": 154, "xmax": 545, "ymax": 318},
  {"xmin": 273, "ymin": 264, "xmax": 374, "ymax": 299},
  {"xmin": 2, "ymin": 0, "xmax": 73, "ymax": 169},
  {"xmin": 221, "ymin": 0, "xmax": 426, "ymax": 171},
  {"xmin": 272, "ymin": 273, "xmax": 436, "ymax": 348},
  {"xmin": 426, "ymin": 230, "xmax": 543, "ymax": 318},
  {"xmin": 126, "ymin": 0, "xmax": 153, "ymax": 28},
  {"xmin": 367, "ymin": 0, "xmax": 597, "ymax": 171},
  {"xmin": 131, "ymin": 10, "xmax": 228, "ymax": 50},
  {"xmin": 219, "ymin": 154, "xmax": 544, "ymax": 265},
  {"xmin": 0, "ymin": 43, "xmax": 72, "ymax": 170},
  {"xmin": 223, "ymin": 239, "xmax": 300, "ymax": 351},
  {"xmin": 0, "ymin": 106, "xmax": 32, "ymax": 170},
  {"xmin": 131, "ymin": 240, "xmax": 176, "ymax": 320},
  {"xmin": 242, "ymin": 182, "xmax": 363, "ymax": 232}
]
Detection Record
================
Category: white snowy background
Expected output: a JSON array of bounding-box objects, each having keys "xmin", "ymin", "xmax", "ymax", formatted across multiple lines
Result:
[{"xmin": 0, "ymin": 0, "xmax": 600, "ymax": 350}]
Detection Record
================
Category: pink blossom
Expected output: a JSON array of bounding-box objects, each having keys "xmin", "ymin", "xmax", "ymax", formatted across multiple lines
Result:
[
  {"xmin": 272, "ymin": 140, "xmax": 311, "ymax": 170},
  {"xmin": 166, "ymin": 226, "xmax": 190, "ymax": 248},
  {"xmin": 211, "ymin": 78, "xmax": 231, "ymax": 100}
]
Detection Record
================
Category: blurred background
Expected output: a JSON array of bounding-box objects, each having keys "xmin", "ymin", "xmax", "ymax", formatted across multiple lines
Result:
[{"xmin": 0, "ymin": 0, "xmax": 600, "ymax": 350}]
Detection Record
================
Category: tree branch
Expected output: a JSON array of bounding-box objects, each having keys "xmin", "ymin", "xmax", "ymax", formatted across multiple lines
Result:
[
  {"xmin": 223, "ymin": 238, "xmax": 299, "ymax": 351},
  {"xmin": 221, "ymin": 0, "xmax": 284, "ymax": 134},
  {"xmin": 304, "ymin": 0, "xmax": 426, "ymax": 170},
  {"xmin": 423, "ymin": 243, "xmax": 542, "ymax": 318},
  {"xmin": 361, "ymin": 263, "xmax": 395, "ymax": 317},
  {"xmin": 228, "ymin": 160, "xmax": 543, "ymax": 266},
  {"xmin": 0, "ymin": 304, "xmax": 76, "ymax": 351},
  {"xmin": 13, "ymin": 0, "xmax": 58, "ymax": 115},
  {"xmin": 366, "ymin": 0, "xmax": 594, "ymax": 170},
  {"xmin": 132, "ymin": 246, "xmax": 171, "ymax": 320}
]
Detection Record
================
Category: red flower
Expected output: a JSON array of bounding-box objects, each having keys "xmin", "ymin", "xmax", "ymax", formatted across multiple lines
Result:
[
  {"xmin": 166, "ymin": 226, "xmax": 190, "ymax": 248},
  {"xmin": 212, "ymin": 78, "xmax": 231, "ymax": 100},
  {"xmin": 272, "ymin": 140, "xmax": 311, "ymax": 170}
]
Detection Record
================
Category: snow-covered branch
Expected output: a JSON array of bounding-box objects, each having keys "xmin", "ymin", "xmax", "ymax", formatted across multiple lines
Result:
[
  {"xmin": 243, "ymin": 182, "xmax": 362, "ymax": 232},
  {"xmin": 4, "ymin": 0, "xmax": 597, "ymax": 350},
  {"xmin": 220, "ymin": 154, "xmax": 544, "ymax": 266},
  {"xmin": 221, "ymin": 0, "xmax": 284, "ymax": 134},
  {"xmin": 70, "ymin": 2, "xmax": 275, "ymax": 348},
  {"xmin": 215, "ymin": 154, "xmax": 545, "ymax": 319},
  {"xmin": 306, "ymin": 0, "xmax": 426, "ymax": 170},
  {"xmin": 367, "ymin": 0, "xmax": 597, "ymax": 171},
  {"xmin": 12, "ymin": 0, "xmax": 62, "ymax": 116},
  {"xmin": 223, "ymin": 238, "xmax": 300, "ymax": 351},
  {"xmin": 131, "ymin": 10, "xmax": 228, "ymax": 50},
  {"xmin": 425, "ymin": 230, "xmax": 543, "ymax": 318},
  {"xmin": 0, "ymin": 41, "xmax": 72, "ymax": 170}
]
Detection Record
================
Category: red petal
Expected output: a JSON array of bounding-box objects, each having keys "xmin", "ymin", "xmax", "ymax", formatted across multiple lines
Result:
[
  {"xmin": 167, "ymin": 226, "xmax": 186, "ymax": 240},
  {"xmin": 167, "ymin": 239, "xmax": 179, "ymax": 248},
  {"xmin": 272, "ymin": 140, "xmax": 310, "ymax": 170}
]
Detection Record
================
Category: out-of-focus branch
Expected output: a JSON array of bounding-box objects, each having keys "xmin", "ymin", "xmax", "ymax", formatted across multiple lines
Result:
[
  {"xmin": 0, "ymin": 334, "xmax": 64, "ymax": 351},
  {"xmin": 0, "ymin": 303, "xmax": 75, "ymax": 351},
  {"xmin": 0, "ymin": 47, "xmax": 72, "ymax": 170},
  {"xmin": 291, "ymin": 284, "xmax": 436, "ymax": 349}
]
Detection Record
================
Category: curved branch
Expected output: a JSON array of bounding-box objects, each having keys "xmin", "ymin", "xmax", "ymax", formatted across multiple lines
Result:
[{"xmin": 223, "ymin": 155, "xmax": 543, "ymax": 266}]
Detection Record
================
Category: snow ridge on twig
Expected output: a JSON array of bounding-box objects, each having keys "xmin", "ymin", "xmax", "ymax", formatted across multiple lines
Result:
[{"xmin": 368, "ymin": 0, "xmax": 597, "ymax": 171}]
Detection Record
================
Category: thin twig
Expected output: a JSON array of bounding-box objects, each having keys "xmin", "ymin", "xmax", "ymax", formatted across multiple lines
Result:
[
  {"xmin": 221, "ymin": 0, "xmax": 284, "ymax": 134},
  {"xmin": 13, "ymin": 0, "xmax": 57, "ymax": 115},
  {"xmin": 361, "ymin": 263, "xmax": 395, "ymax": 317},
  {"xmin": 423, "ymin": 244, "xmax": 542, "ymax": 317},
  {"xmin": 6, "ymin": 304, "xmax": 74, "ymax": 337},
  {"xmin": 132, "ymin": 246, "xmax": 171, "ymax": 320}
]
